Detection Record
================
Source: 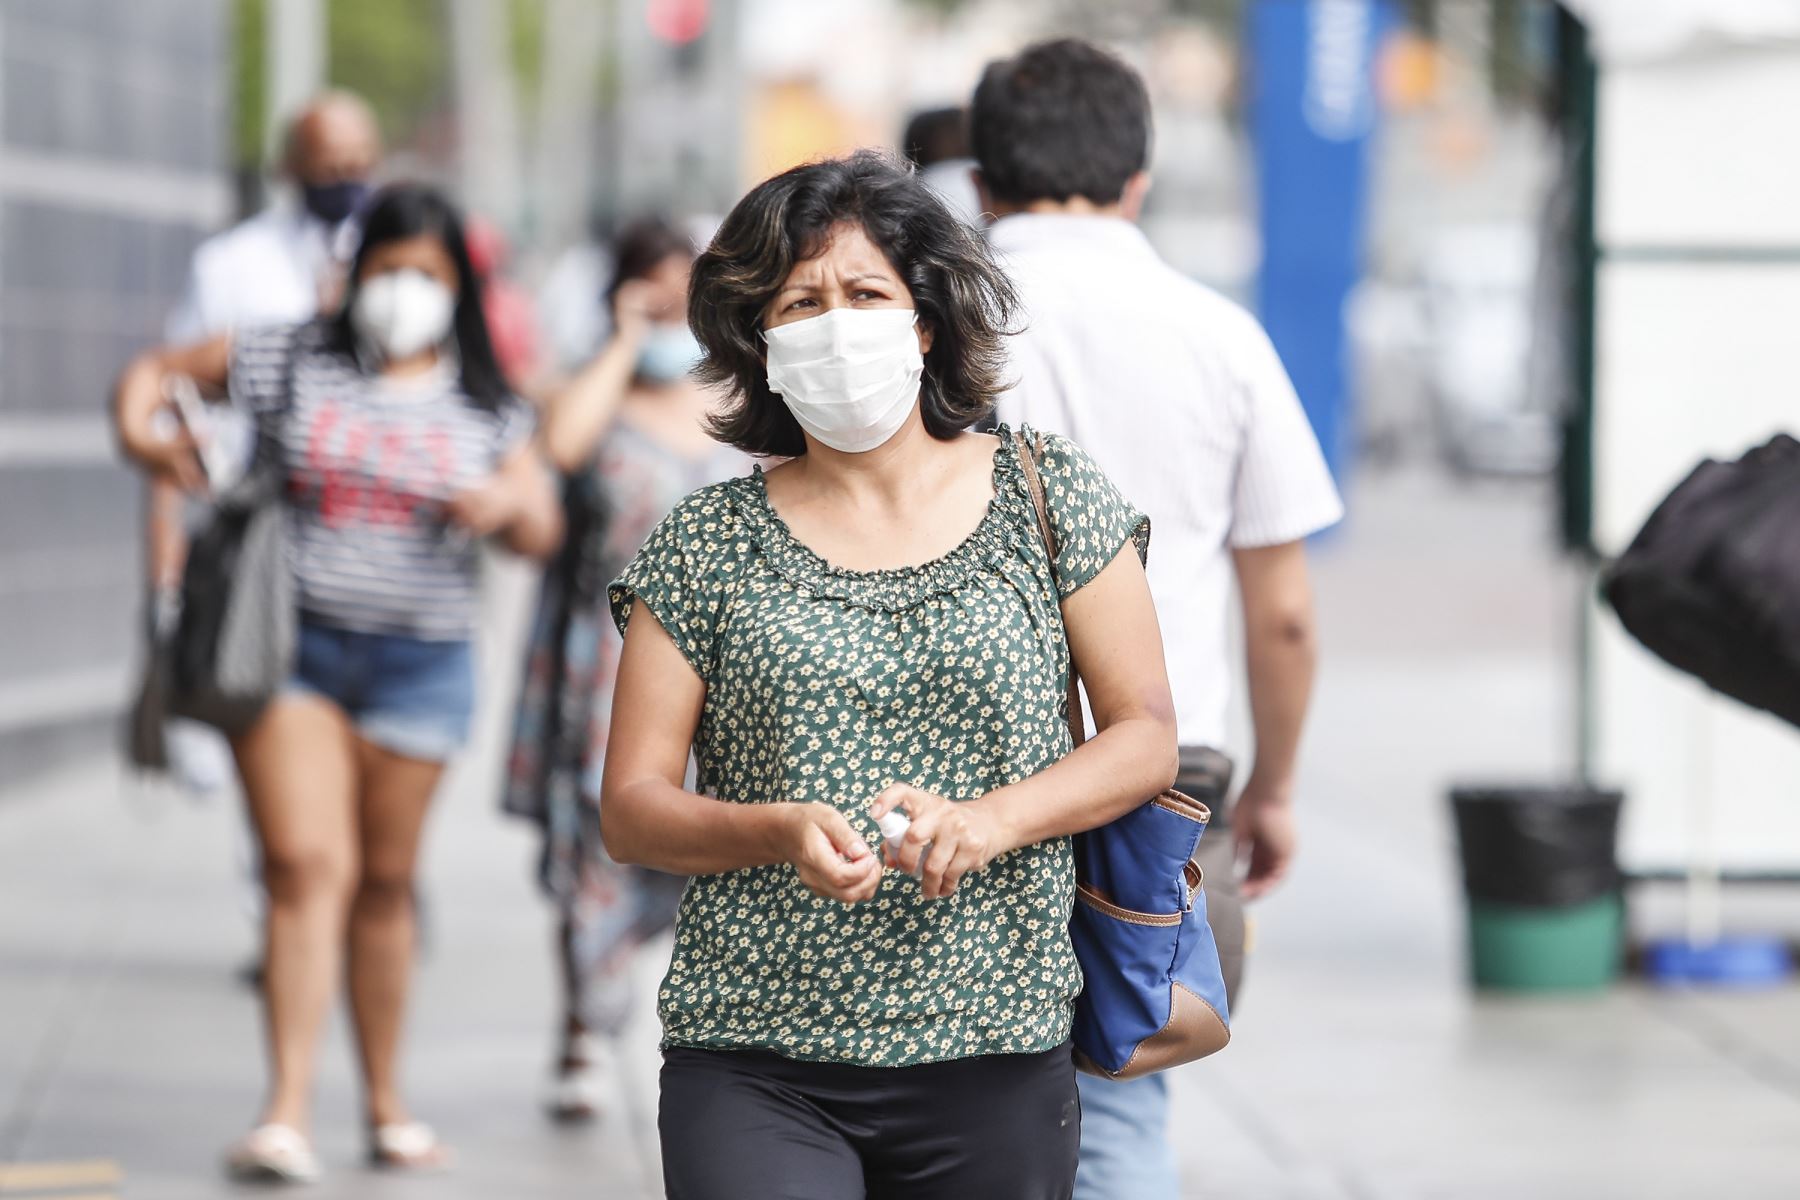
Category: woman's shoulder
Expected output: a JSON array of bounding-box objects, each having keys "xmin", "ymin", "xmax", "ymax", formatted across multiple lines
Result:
[
  {"xmin": 1002, "ymin": 423, "xmax": 1147, "ymax": 581},
  {"xmin": 240, "ymin": 317, "xmax": 342, "ymax": 359},
  {"xmin": 1008, "ymin": 423, "xmax": 1093, "ymax": 473},
  {"xmin": 615, "ymin": 473, "xmax": 759, "ymax": 615},
  {"xmin": 230, "ymin": 320, "xmax": 349, "ymax": 412},
  {"xmin": 999, "ymin": 423, "xmax": 1120, "ymax": 497},
  {"xmin": 653, "ymin": 471, "xmax": 759, "ymax": 546}
]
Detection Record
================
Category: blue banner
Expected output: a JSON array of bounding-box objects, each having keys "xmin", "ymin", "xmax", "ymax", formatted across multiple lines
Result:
[{"xmin": 1249, "ymin": 0, "xmax": 1388, "ymax": 485}]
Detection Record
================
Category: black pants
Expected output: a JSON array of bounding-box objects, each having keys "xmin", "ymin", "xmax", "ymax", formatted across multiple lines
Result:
[{"xmin": 659, "ymin": 1042, "xmax": 1080, "ymax": 1200}]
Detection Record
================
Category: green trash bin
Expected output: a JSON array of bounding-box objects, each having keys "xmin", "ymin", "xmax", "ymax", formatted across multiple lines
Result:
[
  {"xmin": 1451, "ymin": 786, "xmax": 1625, "ymax": 993},
  {"xmin": 1466, "ymin": 894, "xmax": 1624, "ymax": 991}
]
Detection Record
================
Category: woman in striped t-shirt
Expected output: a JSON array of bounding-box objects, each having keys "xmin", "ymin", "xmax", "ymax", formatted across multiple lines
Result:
[{"xmin": 113, "ymin": 184, "xmax": 561, "ymax": 1183}]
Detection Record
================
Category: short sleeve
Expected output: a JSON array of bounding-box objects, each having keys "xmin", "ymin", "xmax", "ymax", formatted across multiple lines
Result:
[
  {"xmin": 1227, "ymin": 326, "xmax": 1344, "ymax": 548},
  {"xmin": 227, "ymin": 322, "xmax": 305, "ymax": 419},
  {"xmin": 1034, "ymin": 432, "xmax": 1150, "ymax": 598},
  {"xmin": 608, "ymin": 489, "xmax": 731, "ymax": 681}
]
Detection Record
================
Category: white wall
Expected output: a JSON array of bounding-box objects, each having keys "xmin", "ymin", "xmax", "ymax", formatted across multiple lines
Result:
[{"xmin": 1590, "ymin": 44, "xmax": 1800, "ymax": 873}]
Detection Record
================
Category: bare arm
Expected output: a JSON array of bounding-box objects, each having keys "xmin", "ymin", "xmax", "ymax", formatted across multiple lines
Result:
[
  {"xmin": 539, "ymin": 281, "xmax": 659, "ymax": 474},
  {"xmin": 872, "ymin": 543, "xmax": 1180, "ymax": 899},
  {"xmin": 145, "ymin": 479, "xmax": 190, "ymax": 588},
  {"xmin": 112, "ymin": 335, "xmax": 232, "ymax": 490},
  {"xmin": 600, "ymin": 603, "xmax": 882, "ymax": 900},
  {"xmin": 1231, "ymin": 540, "xmax": 1320, "ymax": 899},
  {"xmin": 445, "ymin": 443, "xmax": 565, "ymax": 560}
]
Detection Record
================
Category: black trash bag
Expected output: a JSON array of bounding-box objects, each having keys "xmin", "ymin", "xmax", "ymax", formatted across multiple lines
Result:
[
  {"xmin": 1451, "ymin": 786, "xmax": 1623, "ymax": 908},
  {"xmin": 1602, "ymin": 433, "xmax": 1800, "ymax": 729}
]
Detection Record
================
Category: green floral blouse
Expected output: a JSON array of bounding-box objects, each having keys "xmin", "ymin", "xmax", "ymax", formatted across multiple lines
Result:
[{"xmin": 608, "ymin": 426, "xmax": 1148, "ymax": 1067}]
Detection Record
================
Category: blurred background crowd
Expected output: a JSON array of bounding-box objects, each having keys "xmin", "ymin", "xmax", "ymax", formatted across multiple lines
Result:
[
  {"xmin": 4, "ymin": 1, "xmax": 1800, "ymax": 1198},
  {"xmin": 2, "ymin": 0, "xmax": 1580, "ymax": 736}
]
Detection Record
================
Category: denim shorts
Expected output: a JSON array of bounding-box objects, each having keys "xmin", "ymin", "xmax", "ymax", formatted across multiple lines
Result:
[{"xmin": 289, "ymin": 620, "xmax": 475, "ymax": 762}]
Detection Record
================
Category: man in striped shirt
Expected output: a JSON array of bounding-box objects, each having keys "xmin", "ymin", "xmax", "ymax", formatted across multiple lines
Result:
[{"xmin": 973, "ymin": 38, "xmax": 1344, "ymax": 1200}]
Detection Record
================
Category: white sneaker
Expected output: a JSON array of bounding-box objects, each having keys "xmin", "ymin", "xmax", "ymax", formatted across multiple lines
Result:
[
  {"xmin": 546, "ymin": 1032, "xmax": 616, "ymax": 1123},
  {"xmin": 224, "ymin": 1123, "xmax": 321, "ymax": 1185}
]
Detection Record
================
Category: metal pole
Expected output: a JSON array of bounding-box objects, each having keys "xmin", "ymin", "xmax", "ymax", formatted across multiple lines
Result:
[
  {"xmin": 265, "ymin": 0, "xmax": 327, "ymax": 156},
  {"xmin": 448, "ymin": 0, "xmax": 523, "ymax": 226},
  {"xmin": 532, "ymin": 0, "xmax": 607, "ymax": 254}
]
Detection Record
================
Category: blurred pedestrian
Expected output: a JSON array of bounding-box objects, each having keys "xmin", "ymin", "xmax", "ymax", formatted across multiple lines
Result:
[
  {"xmin": 167, "ymin": 90, "xmax": 380, "ymax": 343},
  {"xmin": 113, "ymin": 184, "xmax": 561, "ymax": 1184},
  {"xmin": 464, "ymin": 215, "xmax": 544, "ymax": 393},
  {"xmin": 538, "ymin": 226, "xmax": 615, "ymax": 378},
  {"xmin": 503, "ymin": 216, "xmax": 742, "ymax": 1122},
  {"xmin": 972, "ymin": 38, "xmax": 1344, "ymax": 1200},
  {"xmin": 901, "ymin": 105, "xmax": 982, "ymax": 223},
  {"xmin": 601, "ymin": 151, "xmax": 1178, "ymax": 1200},
  {"xmin": 150, "ymin": 90, "xmax": 382, "ymax": 799}
]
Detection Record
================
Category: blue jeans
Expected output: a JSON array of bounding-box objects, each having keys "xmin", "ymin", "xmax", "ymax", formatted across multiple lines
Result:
[
  {"xmin": 1075, "ymin": 1073, "xmax": 1177, "ymax": 1199},
  {"xmin": 289, "ymin": 620, "xmax": 475, "ymax": 762}
]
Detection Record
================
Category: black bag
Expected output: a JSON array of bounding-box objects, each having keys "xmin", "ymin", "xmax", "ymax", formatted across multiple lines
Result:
[
  {"xmin": 166, "ymin": 468, "xmax": 294, "ymax": 735},
  {"xmin": 138, "ymin": 336, "xmax": 302, "ymax": 742},
  {"xmin": 126, "ymin": 591, "xmax": 180, "ymax": 771},
  {"xmin": 1602, "ymin": 432, "xmax": 1800, "ymax": 729}
]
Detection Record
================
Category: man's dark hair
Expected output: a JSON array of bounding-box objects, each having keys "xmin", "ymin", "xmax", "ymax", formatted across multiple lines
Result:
[
  {"xmin": 901, "ymin": 106, "xmax": 970, "ymax": 169},
  {"xmin": 688, "ymin": 150, "xmax": 1017, "ymax": 458},
  {"xmin": 969, "ymin": 38, "xmax": 1152, "ymax": 207},
  {"xmin": 330, "ymin": 182, "xmax": 510, "ymax": 409}
]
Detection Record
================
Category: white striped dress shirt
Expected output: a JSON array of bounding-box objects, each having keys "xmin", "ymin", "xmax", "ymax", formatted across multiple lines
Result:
[{"xmin": 991, "ymin": 214, "xmax": 1343, "ymax": 748}]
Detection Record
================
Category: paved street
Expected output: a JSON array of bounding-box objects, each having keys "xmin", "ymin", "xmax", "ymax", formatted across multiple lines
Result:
[{"xmin": 4, "ymin": 465, "xmax": 1799, "ymax": 1199}]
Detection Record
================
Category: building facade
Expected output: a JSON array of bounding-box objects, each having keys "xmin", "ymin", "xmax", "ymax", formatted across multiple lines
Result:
[{"xmin": 0, "ymin": 0, "xmax": 230, "ymax": 780}]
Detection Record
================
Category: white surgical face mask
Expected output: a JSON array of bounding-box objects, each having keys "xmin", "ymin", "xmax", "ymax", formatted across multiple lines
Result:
[
  {"xmin": 763, "ymin": 307, "xmax": 923, "ymax": 454},
  {"xmin": 351, "ymin": 268, "xmax": 455, "ymax": 362}
]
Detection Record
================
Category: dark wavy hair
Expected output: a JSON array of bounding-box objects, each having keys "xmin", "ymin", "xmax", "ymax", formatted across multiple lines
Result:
[
  {"xmin": 329, "ymin": 183, "xmax": 510, "ymax": 410},
  {"xmin": 607, "ymin": 215, "xmax": 695, "ymax": 307},
  {"xmin": 688, "ymin": 151, "xmax": 1017, "ymax": 457}
]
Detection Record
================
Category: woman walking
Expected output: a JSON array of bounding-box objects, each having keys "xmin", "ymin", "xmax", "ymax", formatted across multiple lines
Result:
[
  {"xmin": 112, "ymin": 184, "xmax": 561, "ymax": 1183},
  {"xmin": 504, "ymin": 217, "xmax": 743, "ymax": 1121},
  {"xmin": 601, "ymin": 152, "xmax": 1179, "ymax": 1199}
]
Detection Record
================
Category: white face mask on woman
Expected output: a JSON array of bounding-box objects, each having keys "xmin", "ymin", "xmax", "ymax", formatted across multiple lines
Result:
[
  {"xmin": 763, "ymin": 307, "xmax": 924, "ymax": 453},
  {"xmin": 351, "ymin": 268, "xmax": 455, "ymax": 362}
]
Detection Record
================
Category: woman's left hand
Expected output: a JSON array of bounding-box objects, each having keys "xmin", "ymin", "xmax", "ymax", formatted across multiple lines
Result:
[
  {"xmin": 868, "ymin": 784, "xmax": 1010, "ymax": 901},
  {"xmin": 445, "ymin": 473, "xmax": 522, "ymax": 538}
]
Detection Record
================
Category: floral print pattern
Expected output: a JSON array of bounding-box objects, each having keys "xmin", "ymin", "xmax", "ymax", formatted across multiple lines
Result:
[{"xmin": 609, "ymin": 427, "xmax": 1147, "ymax": 1066}]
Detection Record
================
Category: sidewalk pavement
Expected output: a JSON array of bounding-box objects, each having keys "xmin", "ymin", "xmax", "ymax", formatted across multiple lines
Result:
[{"xmin": 4, "ymin": 468, "xmax": 1800, "ymax": 1199}]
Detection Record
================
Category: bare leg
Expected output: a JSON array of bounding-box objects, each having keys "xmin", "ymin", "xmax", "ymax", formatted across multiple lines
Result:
[
  {"xmin": 345, "ymin": 740, "xmax": 445, "ymax": 1130},
  {"xmin": 559, "ymin": 913, "xmax": 590, "ymax": 1051},
  {"xmin": 233, "ymin": 695, "xmax": 360, "ymax": 1133}
]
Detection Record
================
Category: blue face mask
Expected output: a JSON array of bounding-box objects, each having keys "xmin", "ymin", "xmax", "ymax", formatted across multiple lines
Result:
[{"xmin": 636, "ymin": 322, "xmax": 703, "ymax": 384}]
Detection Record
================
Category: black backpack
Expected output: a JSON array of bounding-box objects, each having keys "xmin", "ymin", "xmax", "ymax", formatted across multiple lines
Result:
[{"xmin": 1602, "ymin": 432, "xmax": 1800, "ymax": 729}]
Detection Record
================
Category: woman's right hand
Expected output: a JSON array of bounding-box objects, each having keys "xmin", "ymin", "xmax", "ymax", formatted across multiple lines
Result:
[
  {"xmin": 113, "ymin": 337, "xmax": 231, "ymax": 491},
  {"xmin": 611, "ymin": 277, "xmax": 664, "ymax": 341},
  {"xmin": 541, "ymin": 281, "xmax": 669, "ymax": 473},
  {"xmin": 115, "ymin": 375, "xmax": 208, "ymax": 493},
  {"xmin": 780, "ymin": 803, "xmax": 882, "ymax": 904},
  {"xmin": 132, "ymin": 425, "xmax": 208, "ymax": 493}
]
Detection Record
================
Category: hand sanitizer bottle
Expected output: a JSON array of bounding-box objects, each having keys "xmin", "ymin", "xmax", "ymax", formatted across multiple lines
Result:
[{"xmin": 876, "ymin": 809, "xmax": 911, "ymax": 854}]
